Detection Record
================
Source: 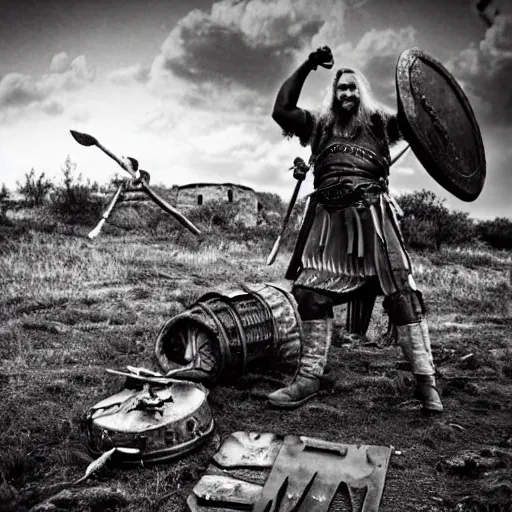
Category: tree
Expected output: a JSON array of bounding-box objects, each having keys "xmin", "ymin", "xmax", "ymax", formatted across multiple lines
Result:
[
  {"xmin": 256, "ymin": 192, "xmax": 285, "ymax": 226},
  {"xmin": 16, "ymin": 169, "xmax": 53, "ymax": 207},
  {"xmin": 476, "ymin": 217, "xmax": 512, "ymax": 249},
  {"xmin": 397, "ymin": 190, "xmax": 474, "ymax": 249},
  {"xmin": 49, "ymin": 155, "xmax": 101, "ymax": 222},
  {"xmin": 0, "ymin": 183, "xmax": 9, "ymax": 202},
  {"xmin": 0, "ymin": 183, "xmax": 10, "ymax": 221}
]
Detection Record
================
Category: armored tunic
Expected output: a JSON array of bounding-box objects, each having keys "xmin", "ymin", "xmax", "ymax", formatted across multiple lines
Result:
[{"xmin": 287, "ymin": 111, "xmax": 413, "ymax": 298}]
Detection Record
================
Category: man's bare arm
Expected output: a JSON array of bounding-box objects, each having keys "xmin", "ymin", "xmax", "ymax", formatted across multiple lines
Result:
[{"xmin": 272, "ymin": 46, "xmax": 334, "ymax": 141}]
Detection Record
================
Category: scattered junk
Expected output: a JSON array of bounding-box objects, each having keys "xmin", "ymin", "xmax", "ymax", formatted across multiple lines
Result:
[
  {"xmin": 154, "ymin": 282, "xmax": 302, "ymax": 383},
  {"xmin": 187, "ymin": 431, "xmax": 393, "ymax": 512},
  {"xmin": 86, "ymin": 374, "xmax": 214, "ymax": 466},
  {"xmin": 86, "ymin": 278, "xmax": 397, "ymax": 472}
]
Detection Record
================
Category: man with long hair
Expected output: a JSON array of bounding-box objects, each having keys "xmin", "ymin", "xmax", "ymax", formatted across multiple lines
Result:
[{"xmin": 268, "ymin": 46, "xmax": 443, "ymax": 414}]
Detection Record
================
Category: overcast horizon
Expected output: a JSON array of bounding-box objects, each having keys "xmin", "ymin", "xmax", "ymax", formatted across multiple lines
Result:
[{"xmin": 1, "ymin": 0, "xmax": 511, "ymax": 220}]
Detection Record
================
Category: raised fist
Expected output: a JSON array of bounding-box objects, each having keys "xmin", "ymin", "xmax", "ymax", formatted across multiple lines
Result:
[{"xmin": 308, "ymin": 46, "xmax": 334, "ymax": 70}]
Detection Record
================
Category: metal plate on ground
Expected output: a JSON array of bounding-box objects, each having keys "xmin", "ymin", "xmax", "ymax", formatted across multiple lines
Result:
[{"xmin": 187, "ymin": 431, "xmax": 393, "ymax": 512}]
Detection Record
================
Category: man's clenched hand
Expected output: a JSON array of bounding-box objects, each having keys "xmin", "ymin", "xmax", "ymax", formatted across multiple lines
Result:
[{"xmin": 308, "ymin": 46, "xmax": 334, "ymax": 70}]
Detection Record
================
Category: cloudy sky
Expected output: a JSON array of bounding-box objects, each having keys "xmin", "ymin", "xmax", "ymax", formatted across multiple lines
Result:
[{"xmin": 0, "ymin": 0, "xmax": 511, "ymax": 219}]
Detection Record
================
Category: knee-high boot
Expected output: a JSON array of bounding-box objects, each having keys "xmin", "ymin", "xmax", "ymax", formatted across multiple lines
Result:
[
  {"xmin": 396, "ymin": 318, "xmax": 443, "ymax": 413},
  {"xmin": 268, "ymin": 318, "xmax": 333, "ymax": 409}
]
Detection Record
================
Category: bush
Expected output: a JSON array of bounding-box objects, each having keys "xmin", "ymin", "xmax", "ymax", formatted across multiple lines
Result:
[
  {"xmin": 476, "ymin": 217, "xmax": 512, "ymax": 249},
  {"xmin": 185, "ymin": 199, "xmax": 243, "ymax": 231},
  {"xmin": 49, "ymin": 155, "xmax": 102, "ymax": 224},
  {"xmin": 16, "ymin": 169, "xmax": 53, "ymax": 207},
  {"xmin": 257, "ymin": 192, "xmax": 285, "ymax": 226},
  {"xmin": 0, "ymin": 184, "xmax": 10, "ymax": 223},
  {"xmin": 397, "ymin": 190, "xmax": 475, "ymax": 250}
]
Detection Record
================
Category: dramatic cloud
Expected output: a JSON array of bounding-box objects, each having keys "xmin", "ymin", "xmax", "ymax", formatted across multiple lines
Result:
[
  {"xmin": 108, "ymin": 64, "xmax": 150, "ymax": 85},
  {"xmin": 448, "ymin": 15, "xmax": 512, "ymax": 125},
  {"xmin": 0, "ymin": 54, "xmax": 95, "ymax": 117},
  {"xmin": 42, "ymin": 55, "xmax": 96, "ymax": 92},
  {"xmin": 149, "ymin": 0, "xmax": 355, "ymax": 97},
  {"xmin": 50, "ymin": 52, "xmax": 70, "ymax": 73},
  {"xmin": 0, "ymin": 73, "xmax": 45, "ymax": 108},
  {"xmin": 141, "ymin": 2, "xmax": 424, "ymax": 199},
  {"xmin": 353, "ymin": 27, "xmax": 417, "ymax": 102},
  {"xmin": 148, "ymin": 0, "xmax": 417, "ymax": 126},
  {"xmin": 41, "ymin": 99, "xmax": 65, "ymax": 116}
]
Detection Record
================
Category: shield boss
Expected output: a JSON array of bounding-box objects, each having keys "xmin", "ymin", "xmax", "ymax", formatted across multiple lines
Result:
[{"xmin": 396, "ymin": 47, "xmax": 486, "ymax": 201}]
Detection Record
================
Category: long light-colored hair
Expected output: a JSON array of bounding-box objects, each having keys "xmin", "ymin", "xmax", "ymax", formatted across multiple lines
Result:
[{"xmin": 309, "ymin": 68, "xmax": 394, "ymax": 149}]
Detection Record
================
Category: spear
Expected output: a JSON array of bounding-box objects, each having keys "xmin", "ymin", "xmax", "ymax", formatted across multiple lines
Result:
[
  {"xmin": 88, "ymin": 183, "xmax": 125, "ymax": 239},
  {"xmin": 70, "ymin": 130, "xmax": 201, "ymax": 236}
]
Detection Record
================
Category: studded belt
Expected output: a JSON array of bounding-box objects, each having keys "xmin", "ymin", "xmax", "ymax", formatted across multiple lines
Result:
[{"xmin": 314, "ymin": 143, "xmax": 390, "ymax": 174}]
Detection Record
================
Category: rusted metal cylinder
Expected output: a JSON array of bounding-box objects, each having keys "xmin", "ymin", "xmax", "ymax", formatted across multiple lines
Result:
[{"xmin": 155, "ymin": 282, "xmax": 302, "ymax": 383}]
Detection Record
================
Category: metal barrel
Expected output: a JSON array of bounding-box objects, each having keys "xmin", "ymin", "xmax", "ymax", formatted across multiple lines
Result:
[{"xmin": 155, "ymin": 282, "xmax": 302, "ymax": 383}]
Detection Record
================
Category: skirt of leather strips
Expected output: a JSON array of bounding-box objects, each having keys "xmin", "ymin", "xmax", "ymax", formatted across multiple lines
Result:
[{"xmin": 289, "ymin": 194, "xmax": 413, "ymax": 297}]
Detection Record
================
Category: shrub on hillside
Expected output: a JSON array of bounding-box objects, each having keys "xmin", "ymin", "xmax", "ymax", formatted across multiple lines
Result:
[
  {"xmin": 397, "ymin": 190, "xmax": 475, "ymax": 250},
  {"xmin": 1, "ymin": 184, "xmax": 10, "ymax": 202},
  {"xmin": 49, "ymin": 156, "xmax": 102, "ymax": 224},
  {"xmin": 0, "ymin": 184, "xmax": 10, "ymax": 223},
  {"xmin": 185, "ymin": 200, "xmax": 243, "ymax": 231},
  {"xmin": 16, "ymin": 169, "xmax": 53, "ymax": 207},
  {"xmin": 476, "ymin": 217, "xmax": 512, "ymax": 249},
  {"xmin": 257, "ymin": 192, "xmax": 285, "ymax": 226}
]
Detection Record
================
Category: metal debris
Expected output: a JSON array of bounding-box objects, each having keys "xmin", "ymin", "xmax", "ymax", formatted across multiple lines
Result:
[
  {"xmin": 87, "ymin": 378, "xmax": 214, "ymax": 466},
  {"xmin": 187, "ymin": 432, "xmax": 393, "ymax": 512},
  {"xmin": 213, "ymin": 431, "xmax": 284, "ymax": 469}
]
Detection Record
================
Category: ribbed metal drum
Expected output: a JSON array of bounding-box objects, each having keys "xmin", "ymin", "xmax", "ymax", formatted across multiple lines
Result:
[{"xmin": 154, "ymin": 282, "xmax": 302, "ymax": 383}]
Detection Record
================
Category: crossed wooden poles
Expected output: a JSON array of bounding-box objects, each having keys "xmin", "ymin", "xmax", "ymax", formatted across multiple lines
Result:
[{"xmin": 70, "ymin": 130, "xmax": 201, "ymax": 239}]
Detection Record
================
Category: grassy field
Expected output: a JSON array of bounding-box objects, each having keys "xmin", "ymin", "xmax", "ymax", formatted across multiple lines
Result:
[{"xmin": 1, "ymin": 221, "xmax": 512, "ymax": 511}]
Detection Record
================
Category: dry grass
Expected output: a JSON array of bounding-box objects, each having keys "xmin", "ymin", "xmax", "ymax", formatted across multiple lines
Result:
[{"xmin": 1, "ymin": 224, "xmax": 512, "ymax": 511}]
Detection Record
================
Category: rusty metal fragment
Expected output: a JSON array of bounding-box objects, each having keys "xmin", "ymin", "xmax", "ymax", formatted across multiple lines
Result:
[
  {"xmin": 187, "ymin": 432, "xmax": 393, "ymax": 512},
  {"xmin": 187, "ymin": 475, "xmax": 262, "ymax": 511},
  {"xmin": 213, "ymin": 431, "xmax": 284, "ymax": 469}
]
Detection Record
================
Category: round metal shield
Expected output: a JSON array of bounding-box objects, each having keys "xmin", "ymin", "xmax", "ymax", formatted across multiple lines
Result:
[
  {"xmin": 396, "ymin": 48, "xmax": 486, "ymax": 201},
  {"xmin": 87, "ymin": 381, "xmax": 214, "ymax": 466}
]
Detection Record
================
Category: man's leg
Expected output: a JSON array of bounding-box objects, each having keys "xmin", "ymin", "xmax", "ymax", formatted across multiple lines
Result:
[
  {"xmin": 384, "ymin": 289, "xmax": 443, "ymax": 413},
  {"xmin": 268, "ymin": 286, "xmax": 334, "ymax": 408}
]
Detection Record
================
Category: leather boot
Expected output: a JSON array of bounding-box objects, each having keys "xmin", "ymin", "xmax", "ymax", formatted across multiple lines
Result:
[
  {"xmin": 397, "ymin": 319, "xmax": 443, "ymax": 414},
  {"xmin": 268, "ymin": 318, "xmax": 332, "ymax": 409}
]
